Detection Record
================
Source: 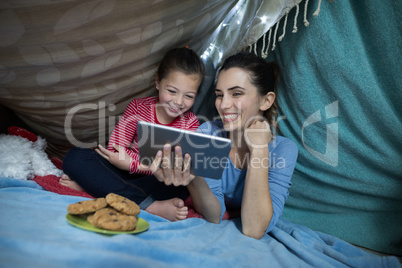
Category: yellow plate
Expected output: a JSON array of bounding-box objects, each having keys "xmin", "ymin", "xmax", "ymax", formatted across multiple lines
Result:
[{"xmin": 66, "ymin": 214, "xmax": 149, "ymax": 235}]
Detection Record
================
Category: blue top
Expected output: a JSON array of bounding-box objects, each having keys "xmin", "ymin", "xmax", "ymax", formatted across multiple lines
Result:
[{"xmin": 197, "ymin": 120, "xmax": 298, "ymax": 233}]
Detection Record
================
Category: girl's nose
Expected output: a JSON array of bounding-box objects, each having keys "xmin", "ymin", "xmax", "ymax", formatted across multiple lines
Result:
[{"xmin": 174, "ymin": 95, "xmax": 184, "ymax": 106}]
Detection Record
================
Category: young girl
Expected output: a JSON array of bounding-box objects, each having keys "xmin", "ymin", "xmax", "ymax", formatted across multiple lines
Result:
[
  {"xmin": 60, "ymin": 47, "xmax": 205, "ymax": 221},
  {"xmin": 140, "ymin": 52, "xmax": 298, "ymax": 238}
]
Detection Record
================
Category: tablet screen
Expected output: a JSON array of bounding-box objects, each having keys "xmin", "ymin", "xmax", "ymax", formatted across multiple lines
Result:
[{"xmin": 137, "ymin": 121, "xmax": 231, "ymax": 179}]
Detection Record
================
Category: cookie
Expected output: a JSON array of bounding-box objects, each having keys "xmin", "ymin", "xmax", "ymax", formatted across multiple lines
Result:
[
  {"xmin": 87, "ymin": 208, "xmax": 137, "ymax": 231},
  {"xmin": 67, "ymin": 198, "xmax": 107, "ymax": 215},
  {"xmin": 105, "ymin": 193, "xmax": 140, "ymax": 216}
]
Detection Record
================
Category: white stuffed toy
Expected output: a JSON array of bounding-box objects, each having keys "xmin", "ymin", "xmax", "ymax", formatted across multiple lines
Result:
[{"xmin": 0, "ymin": 132, "xmax": 63, "ymax": 180}]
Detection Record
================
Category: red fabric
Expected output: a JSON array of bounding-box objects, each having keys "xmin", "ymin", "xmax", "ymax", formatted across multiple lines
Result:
[
  {"xmin": 184, "ymin": 196, "xmax": 230, "ymax": 220},
  {"xmin": 8, "ymin": 126, "xmax": 38, "ymax": 142},
  {"xmin": 33, "ymin": 175, "xmax": 94, "ymax": 199},
  {"xmin": 49, "ymin": 156, "xmax": 63, "ymax": 170},
  {"xmin": 33, "ymin": 156, "xmax": 94, "ymax": 198}
]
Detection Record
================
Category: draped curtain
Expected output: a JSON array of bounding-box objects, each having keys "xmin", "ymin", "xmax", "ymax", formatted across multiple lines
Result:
[
  {"xmin": 0, "ymin": 0, "xmax": 300, "ymax": 157},
  {"xmin": 262, "ymin": 0, "xmax": 401, "ymax": 255}
]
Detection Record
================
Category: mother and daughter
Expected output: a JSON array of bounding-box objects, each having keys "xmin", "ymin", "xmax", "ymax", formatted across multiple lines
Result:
[{"xmin": 61, "ymin": 47, "xmax": 298, "ymax": 239}]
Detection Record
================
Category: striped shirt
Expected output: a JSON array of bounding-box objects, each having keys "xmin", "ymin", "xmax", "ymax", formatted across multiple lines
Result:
[{"xmin": 108, "ymin": 96, "xmax": 200, "ymax": 175}]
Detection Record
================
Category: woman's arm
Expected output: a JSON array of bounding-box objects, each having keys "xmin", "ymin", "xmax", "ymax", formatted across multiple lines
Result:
[
  {"xmin": 241, "ymin": 120, "xmax": 273, "ymax": 239},
  {"xmin": 241, "ymin": 147, "xmax": 273, "ymax": 239},
  {"xmin": 187, "ymin": 176, "xmax": 221, "ymax": 223}
]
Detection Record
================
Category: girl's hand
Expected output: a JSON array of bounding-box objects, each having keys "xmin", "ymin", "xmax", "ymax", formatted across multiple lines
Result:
[
  {"xmin": 244, "ymin": 120, "xmax": 272, "ymax": 153},
  {"xmin": 138, "ymin": 144, "xmax": 195, "ymax": 186},
  {"xmin": 95, "ymin": 144, "xmax": 132, "ymax": 171}
]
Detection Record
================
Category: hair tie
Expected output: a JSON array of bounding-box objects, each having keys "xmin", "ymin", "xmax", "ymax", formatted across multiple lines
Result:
[{"xmin": 185, "ymin": 45, "xmax": 191, "ymax": 50}]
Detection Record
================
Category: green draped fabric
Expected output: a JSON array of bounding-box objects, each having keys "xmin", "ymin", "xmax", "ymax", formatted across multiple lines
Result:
[{"xmin": 266, "ymin": 0, "xmax": 401, "ymax": 255}]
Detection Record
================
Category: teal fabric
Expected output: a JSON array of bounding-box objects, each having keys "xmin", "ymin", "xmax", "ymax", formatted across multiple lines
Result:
[{"xmin": 267, "ymin": 0, "xmax": 402, "ymax": 255}]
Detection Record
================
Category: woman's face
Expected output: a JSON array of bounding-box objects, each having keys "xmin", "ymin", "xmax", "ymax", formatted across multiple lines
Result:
[
  {"xmin": 215, "ymin": 67, "xmax": 265, "ymax": 132},
  {"xmin": 156, "ymin": 70, "xmax": 200, "ymax": 124}
]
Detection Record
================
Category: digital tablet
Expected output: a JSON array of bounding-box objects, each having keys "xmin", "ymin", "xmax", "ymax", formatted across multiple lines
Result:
[{"xmin": 137, "ymin": 121, "xmax": 232, "ymax": 179}]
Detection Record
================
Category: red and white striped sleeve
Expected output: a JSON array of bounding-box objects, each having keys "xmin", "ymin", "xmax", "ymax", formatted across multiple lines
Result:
[
  {"xmin": 186, "ymin": 113, "xmax": 200, "ymax": 131},
  {"xmin": 108, "ymin": 99, "xmax": 138, "ymax": 153}
]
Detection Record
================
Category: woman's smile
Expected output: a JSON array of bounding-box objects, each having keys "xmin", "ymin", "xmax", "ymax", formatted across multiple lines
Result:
[{"xmin": 222, "ymin": 113, "xmax": 240, "ymax": 122}]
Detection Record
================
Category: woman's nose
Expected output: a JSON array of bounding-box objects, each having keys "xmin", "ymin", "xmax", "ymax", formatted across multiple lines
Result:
[{"xmin": 220, "ymin": 95, "xmax": 232, "ymax": 109}]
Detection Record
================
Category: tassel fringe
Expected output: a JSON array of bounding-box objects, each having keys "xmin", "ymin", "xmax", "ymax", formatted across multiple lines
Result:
[
  {"xmin": 278, "ymin": 12, "xmax": 289, "ymax": 42},
  {"xmin": 303, "ymin": 0, "xmax": 310, "ymax": 26},
  {"xmin": 253, "ymin": 0, "xmax": 331, "ymax": 59},
  {"xmin": 292, "ymin": 4, "xmax": 299, "ymax": 33},
  {"xmin": 313, "ymin": 0, "xmax": 322, "ymax": 16}
]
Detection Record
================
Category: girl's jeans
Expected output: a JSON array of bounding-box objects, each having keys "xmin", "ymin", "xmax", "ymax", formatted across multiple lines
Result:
[{"xmin": 63, "ymin": 147, "xmax": 189, "ymax": 210}]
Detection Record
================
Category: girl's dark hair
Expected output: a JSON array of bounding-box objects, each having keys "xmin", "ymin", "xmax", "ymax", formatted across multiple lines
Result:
[
  {"xmin": 219, "ymin": 51, "xmax": 281, "ymax": 132},
  {"xmin": 157, "ymin": 47, "xmax": 205, "ymax": 83}
]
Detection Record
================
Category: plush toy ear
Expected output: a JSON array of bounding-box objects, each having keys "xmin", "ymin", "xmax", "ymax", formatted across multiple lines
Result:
[
  {"xmin": 259, "ymin": 92, "xmax": 276, "ymax": 112},
  {"xmin": 8, "ymin": 126, "xmax": 37, "ymax": 142}
]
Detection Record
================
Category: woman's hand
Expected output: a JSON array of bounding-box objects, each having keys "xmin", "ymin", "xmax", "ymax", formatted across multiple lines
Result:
[
  {"xmin": 244, "ymin": 119, "xmax": 272, "ymax": 153},
  {"xmin": 138, "ymin": 144, "xmax": 195, "ymax": 186},
  {"xmin": 95, "ymin": 144, "xmax": 132, "ymax": 171},
  {"xmin": 139, "ymin": 144, "xmax": 221, "ymax": 223}
]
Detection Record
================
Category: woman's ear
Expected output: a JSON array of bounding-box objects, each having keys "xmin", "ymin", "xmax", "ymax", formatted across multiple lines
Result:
[{"xmin": 259, "ymin": 92, "xmax": 276, "ymax": 111}]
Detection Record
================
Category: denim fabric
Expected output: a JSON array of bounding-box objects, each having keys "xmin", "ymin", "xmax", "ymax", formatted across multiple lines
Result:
[{"xmin": 62, "ymin": 147, "xmax": 188, "ymax": 209}]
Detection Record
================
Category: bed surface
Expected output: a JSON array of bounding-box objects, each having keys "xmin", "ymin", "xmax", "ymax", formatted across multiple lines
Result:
[{"xmin": 0, "ymin": 177, "xmax": 400, "ymax": 268}]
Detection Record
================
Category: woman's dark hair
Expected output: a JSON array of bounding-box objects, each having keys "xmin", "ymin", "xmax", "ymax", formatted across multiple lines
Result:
[
  {"xmin": 157, "ymin": 47, "xmax": 205, "ymax": 83},
  {"xmin": 219, "ymin": 51, "xmax": 281, "ymax": 132}
]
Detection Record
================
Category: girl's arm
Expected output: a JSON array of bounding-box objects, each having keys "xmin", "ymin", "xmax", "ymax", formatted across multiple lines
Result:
[
  {"xmin": 95, "ymin": 144, "xmax": 132, "ymax": 171},
  {"xmin": 107, "ymin": 100, "xmax": 151, "ymax": 174}
]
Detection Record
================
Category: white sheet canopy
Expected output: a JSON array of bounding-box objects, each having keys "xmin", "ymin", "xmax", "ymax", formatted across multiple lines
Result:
[{"xmin": 0, "ymin": 0, "xmax": 318, "ymax": 157}]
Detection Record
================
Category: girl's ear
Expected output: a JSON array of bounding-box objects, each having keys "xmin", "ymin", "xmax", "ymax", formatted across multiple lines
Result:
[
  {"xmin": 259, "ymin": 92, "xmax": 276, "ymax": 112},
  {"xmin": 155, "ymin": 73, "xmax": 160, "ymax": 90}
]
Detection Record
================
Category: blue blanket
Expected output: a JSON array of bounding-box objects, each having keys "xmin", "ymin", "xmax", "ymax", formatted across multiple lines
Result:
[{"xmin": 0, "ymin": 177, "xmax": 399, "ymax": 268}]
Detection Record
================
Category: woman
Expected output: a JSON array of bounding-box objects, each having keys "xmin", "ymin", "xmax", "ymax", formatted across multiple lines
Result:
[{"xmin": 139, "ymin": 52, "xmax": 298, "ymax": 239}]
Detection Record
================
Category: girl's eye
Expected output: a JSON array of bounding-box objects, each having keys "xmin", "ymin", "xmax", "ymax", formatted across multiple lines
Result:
[
  {"xmin": 185, "ymin": 95, "xmax": 194, "ymax": 99},
  {"xmin": 168, "ymin": 89, "xmax": 176, "ymax": 94}
]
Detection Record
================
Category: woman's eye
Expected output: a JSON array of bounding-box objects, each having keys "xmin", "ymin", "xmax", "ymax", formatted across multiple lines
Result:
[
  {"xmin": 215, "ymin": 94, "xmax": 223, "ymax": 98},
  {"xmin": 168, "ymin": 89, "xmax": 176, "ymax": 94},
  {"xmin": 185, "ymin": 95, "xmax": 194, "ymax": 99},
  {"xmin": 233, "ymin": 92, "xmax": 242, "ymax": 97}
]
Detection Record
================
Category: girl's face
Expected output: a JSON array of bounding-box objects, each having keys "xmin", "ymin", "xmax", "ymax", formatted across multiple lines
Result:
[
  {"xmin": 156, "ymin": 70, "xmax": 200, "ymax": 124},
  {"xmin": 215, "ymin": 67, "xmax": 266, "ymax": 132}
]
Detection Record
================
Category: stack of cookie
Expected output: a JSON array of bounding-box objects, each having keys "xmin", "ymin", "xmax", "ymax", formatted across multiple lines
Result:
[{"xmin": 67, "ymin": 193, "xmax": 140, "ymax": 231}]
